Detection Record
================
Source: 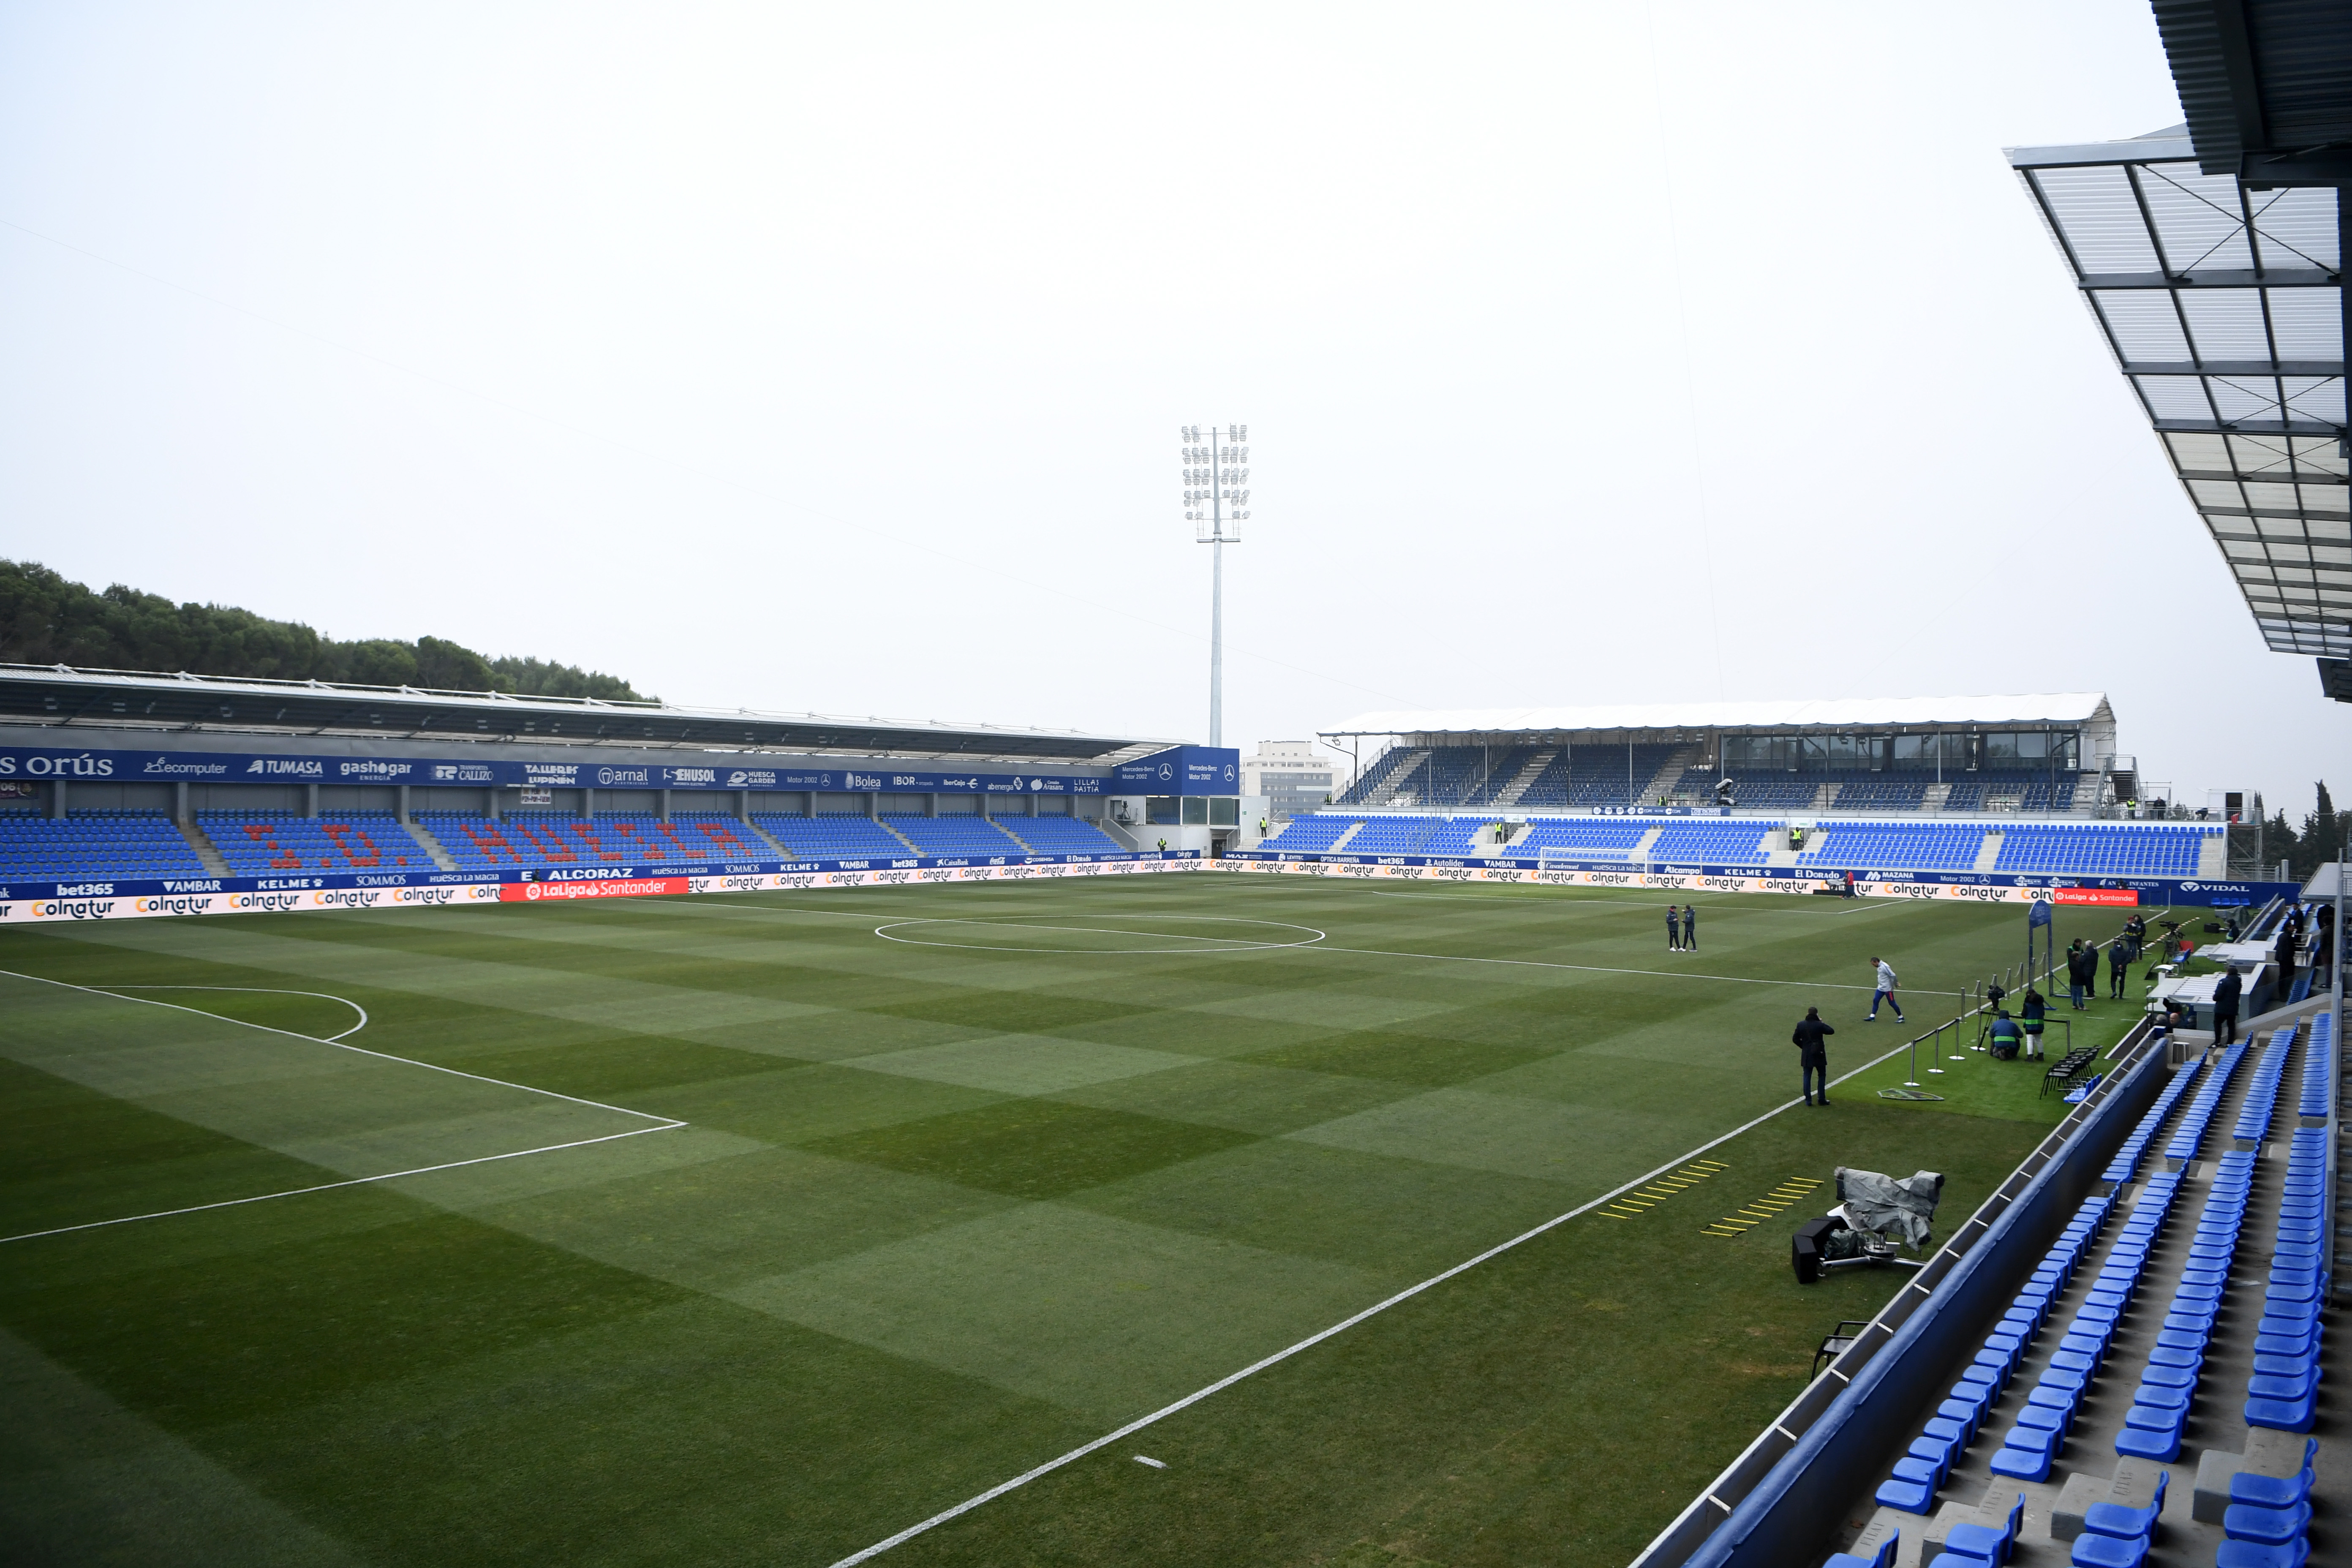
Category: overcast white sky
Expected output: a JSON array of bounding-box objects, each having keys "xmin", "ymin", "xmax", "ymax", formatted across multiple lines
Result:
[{"xmin": 0, "ymin": 3, "xmax": 2337, "ymax": 817}]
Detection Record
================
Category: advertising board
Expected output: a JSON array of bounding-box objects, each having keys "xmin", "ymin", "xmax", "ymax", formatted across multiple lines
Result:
[
  {"xmin": 0, "ymin": 853, "xmax": 1210, "ymax": 925},
  {"xmin": 0, "ymin": 742, "xmax": 1121, "ymax": 796}
]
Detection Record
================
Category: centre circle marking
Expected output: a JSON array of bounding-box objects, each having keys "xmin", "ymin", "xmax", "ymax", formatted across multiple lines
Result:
[{"xmin": 871, "ymin": 914, "xmax": 1328, "ymax": 954}]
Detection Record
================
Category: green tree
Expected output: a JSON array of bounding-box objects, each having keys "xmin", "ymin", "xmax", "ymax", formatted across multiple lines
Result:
[
  {"xmin": 0, "ymin": 558, "xmax": 645, "ymax": 701},
  {"xmin": 488, "ymin": 655, "xmax": 646, "ymax": 702},
  {"xmin": 2268, "ymin": 808, "xmax": 2301, "ymax": 879},
  {"xmin": 2301, "ymin": 781, "xmax": 2339, "ymax": 877}
]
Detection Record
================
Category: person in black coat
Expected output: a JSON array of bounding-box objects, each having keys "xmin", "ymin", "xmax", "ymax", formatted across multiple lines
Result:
[
  {"xmin": 1666, "ymin": 903, "xmax": 1683, "ymax": 951},
  {"xmin": 2066, "ymin": 940, "xmax": 2096, "ymax": 1009},
  {"xmin": 1681, "ymin": 903, "xmax": 1698, "ymax": 951},
  {"xmin": 2108, "ymin": 937, "xmax": 2131, "ymax": 999},
  {"xmin": 1793, "ymin": 1007, "xmax": 1834, "ymax": 1106},
  {"xmin": 2213, "ymin": 966, "xmax": 2243, "ymax": 1046}
]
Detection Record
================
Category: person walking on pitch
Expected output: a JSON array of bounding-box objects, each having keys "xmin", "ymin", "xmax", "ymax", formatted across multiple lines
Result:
[
  {"xmin": 1793, "ymin": 1007, "xmax": 1834, "ymax": 1105},
  {"xmin": 1680, "ymin": 903, "xmax": 1697, "ymax": 951},
  {"xmin": 1666, "ymin": 904, "xmax": 1683, "ymax": 951},
  {"xmin": 2107, "ymin": 937, "xmax": 2130, "ymax": 1000},
  {"xmin": 1868, "ymin": 957, "xmax": 1904, "ymax": 1023}
]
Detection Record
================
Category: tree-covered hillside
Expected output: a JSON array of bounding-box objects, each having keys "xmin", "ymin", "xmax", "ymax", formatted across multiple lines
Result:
[{"xmin": 0, "ymin": 560, "xmax": 647, "ymax": 701}]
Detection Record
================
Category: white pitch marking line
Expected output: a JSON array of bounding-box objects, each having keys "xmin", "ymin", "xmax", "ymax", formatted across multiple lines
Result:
[
  {"xmin": 0, "ymin": 968, "xmax": 675, "ymax": 1124},
  {"xmin": 1370, "ymin": 892, "xmax": 1740, "ymax": 910},
  {"xmin": 824, "ymin": 1037, "xmax": 1918, "ymax": 1568},
  {"xmin": 1308, "ymin": 945, "xmax": 1886, "ymax": 992},
  {"xmin": 871, "ymin": 916, "xmax": 1328, "ymax": 955},
  {"xmin": 661, "ymin": 896, "xmax": 1890, "ymax": 990},
  {"xmin": 0, "ymin": 1123, "xmax": 683, "ymax": 1246},
  {"xmin": 95, "ymin": 984, "xmax": 370, "ymax": 1041},
  {"xmin": 1132, "ymin": 1455, "xmax": 1167, "ymax": 1469}
]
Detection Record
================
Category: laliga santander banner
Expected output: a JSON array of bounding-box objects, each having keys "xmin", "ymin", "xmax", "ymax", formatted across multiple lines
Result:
[
  {"xmin": 503, "ymin": 877, "xmax": 689, "ymax": 903},
  {"xmin": 0, "ymin": 856, "xmax": 1212, "ymax": 925}
]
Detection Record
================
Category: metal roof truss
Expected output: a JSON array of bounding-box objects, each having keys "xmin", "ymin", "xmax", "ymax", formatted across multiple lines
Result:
[{"xmin": 2010, "ymin": 134, "xmax": 2350, "ymax": 657}]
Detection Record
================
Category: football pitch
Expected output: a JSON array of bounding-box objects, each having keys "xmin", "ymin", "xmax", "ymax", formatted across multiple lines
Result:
[{"xmin": 0, "ymin": 875, "xmax": 2148, "ymax": 1566}]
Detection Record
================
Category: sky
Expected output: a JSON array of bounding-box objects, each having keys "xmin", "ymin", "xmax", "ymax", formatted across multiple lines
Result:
[{"xmin": 0, "ymin": 3, "xmax": 2337, "ymax": 819}]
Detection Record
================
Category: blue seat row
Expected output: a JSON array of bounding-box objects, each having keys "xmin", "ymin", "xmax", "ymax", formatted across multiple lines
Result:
[
  {"xmin": 2295, "ymin": 1011, "xmax": 2333, "ymax": 1124},
  {"xmin": 2099, "ymin": 1058, "xmax": 2207, "ymax": 1185},
  {"xmin": 2218, "ymin": 1437, "xmax": 2319, "ymax": 1568},
  {"xmin": 2231, "ymin": 1028, "xmax": 2297, "ymax": 1145},
  {"xmin": 1985, "ymin": 1168, "xmax": 2189, "ymax": 1486},
  {"xmin": 1872, "ymin": 1190, "xmax": 2119, "ymax": 1515},
  {"xmin": 2218, "ymin": 1114, "xmax": 2331, "ymax": 1565},
  {"xmin": 2160, "ymin": 1042, "xmax": 2246, "ymax": 1166},
  {"xmin": 2109, "ymin": 1145, "xmax": 2254, "ymax": 1466}
]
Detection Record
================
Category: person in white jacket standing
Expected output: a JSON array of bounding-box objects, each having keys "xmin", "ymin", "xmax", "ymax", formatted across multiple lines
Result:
[{"xmin": 1868, "ymin": 956, "xmax": 1904, "ymax": 1024}]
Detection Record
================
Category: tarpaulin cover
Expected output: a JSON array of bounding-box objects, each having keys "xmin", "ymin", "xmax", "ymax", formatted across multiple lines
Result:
[{"xmin": 1834, "ymin": 1168, "xmax": 1944, "ymax": 1247}]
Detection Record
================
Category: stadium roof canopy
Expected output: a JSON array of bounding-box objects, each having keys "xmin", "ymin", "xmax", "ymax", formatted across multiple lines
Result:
[
  {"xmin": 2007, "ymin": 1, "xmax": 2352, "ymax": 677},
  {"xmin": 2005, "ymin": 126, "xmax": 2348, "ymax": 659},
  {"xmin": 1321, "ymin": 693, "xmax": 2115, "ymax": 740},
  {"xmin": 0, "ymin": 663, "xmax": 1169, "ymax": 766}
]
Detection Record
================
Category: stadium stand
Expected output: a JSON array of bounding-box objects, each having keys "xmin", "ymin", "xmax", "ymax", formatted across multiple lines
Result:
[
  {"xmin": 1993, "ymin": 825, "xmax": 2208, "ymax": 878},
  {"xmin": 1333, "ymin": 747, "xmax": 1421, "ymax": 806},
  {"xmin": 1257, "ymin": 812, "xmax": 2224, "ymax": 879},
  {"xmin": 1508, "ymin": 820, "xmax": 1651, "ymax": 862},
  {"xmin": 200, "ymin": 810, "xmax": 431, "ymax": 872},
  {"xmin": 1344, "ymin": 817, "xmax": 1451, "ymax": 855},
  {"xmin": 1647, "ymin": 820, "xmax": 1777, "ymax": 864},
  {"xmin": 1465, "ymin": 746, "xmax": 1544, "ymax": 806},
  {"xmin": 1535, "ymin": 744, "xmax": 1682, "ymax": 809},
  {"xmin": 1417, "ymin": 817, "xmax": 1490, "ymax": 856},
  {"xmin": 751, "ymin": 812, "xmax": 914, "ymax": 861},
  {"xmin": 1261, "ymin": 814, "xmax": 1365, "ymax": 852},
  {"xmin": 1413, "ymin": 748, "xmax": 1483, "ymax": 807},
  {"xmin": 879, "ymin": 813, "xmax": 1026, "ymax": 858},
  {"xmin": 997, "ymin": 814, "xmax": 1126, "ymax": 855},
  {"xmin": 0, "ymin": 809, "xmax": 208, "ymax": 879},
  {"xmin": 663, "ymin": 813, "xmax": 769, "ymax": 861},
  {"xmin": 1833, "ymin": 777, "xmax": 1931, "ymax": 810},
  {"xmin": 1795, "ymin": 823, "xmax": 1988, "ymax": 872},
  {"xmin": 1942, "ymin": 771, "xmax": 2087, "ymax": 813},
  {"xmin": 1676, "ymin": 769, "xmax": 1822, "ymax": 810},
  {"xmin": 1827, "ymin": 999, "xmax": 2338, "ymax": 1567},
  {"xmin": 416, "ymin": 811, "xmax": 767, "ymax": 870}
]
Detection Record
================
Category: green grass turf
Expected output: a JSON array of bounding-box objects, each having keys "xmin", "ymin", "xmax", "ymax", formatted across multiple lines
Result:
[{"xmin": 0, "ymin": 876, "xmax": 2166, "ymax": 1566}]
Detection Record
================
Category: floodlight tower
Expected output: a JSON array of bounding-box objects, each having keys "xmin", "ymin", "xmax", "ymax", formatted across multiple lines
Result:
[{"xmin": 1181, "ymin": 424, "xmax": 1248, "ymax": 746}]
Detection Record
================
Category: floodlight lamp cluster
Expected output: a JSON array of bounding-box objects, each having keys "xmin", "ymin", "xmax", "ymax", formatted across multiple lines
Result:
[{"xmin": 1179, "ymin": 423, "xmax": 1249, "ymax": 542}]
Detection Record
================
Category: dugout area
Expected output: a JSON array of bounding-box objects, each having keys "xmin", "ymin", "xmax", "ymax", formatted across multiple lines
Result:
[{"xmin": 0, "ymin": 871, "xmax": 2156, "ymax": 1565}]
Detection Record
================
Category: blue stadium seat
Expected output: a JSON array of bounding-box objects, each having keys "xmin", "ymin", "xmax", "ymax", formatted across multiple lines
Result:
[
  {"xmin": 0, "ymin": 809, "xmax": 210, "ymax": 879},
  {"xmin": 202, "ymin": 810, "xmax": 436, "ymax": 873}
]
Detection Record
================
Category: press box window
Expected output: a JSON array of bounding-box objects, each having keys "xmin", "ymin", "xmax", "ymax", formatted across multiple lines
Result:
[
  {"xmin": 1209, "ymin": 798, "xmax": 1238, "ymax": 825},
  {"xmin": 1182, "ymin": 798, "xmax": 1207, "ymax": 825},
  {"xmin": 1147, "ymin": 796, "xmax": 1182, "ymax": 824}
]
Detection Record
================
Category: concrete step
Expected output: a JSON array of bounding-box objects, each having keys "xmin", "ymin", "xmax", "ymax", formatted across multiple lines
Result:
[
  {"xmin": 736, "ymin": 817, "xmax": 795, "ymax": 860},
  {"xmin": 1972, "ymin": 829, "xmax": 2005, "ymax": 873},
  {"xmin": 180, "ymin": 819, "xmax": 234, "ymax": 877},
  {"xmin": 1491, "ymin": 749, "xmax": 1559, "ymax": 809},
  {"xmin": 397, "ymin": 818, "xmax": 461, "ymax": 873}
]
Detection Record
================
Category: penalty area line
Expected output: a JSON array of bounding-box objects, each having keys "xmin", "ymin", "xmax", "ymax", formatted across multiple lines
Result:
[
  {"xmin": 824, "ymin": 1038, "xmax": 1917, "ymax": 1567},
  {"xmin": 0, "ymin": 967, "xmax": 675, "ymax": 1124},
  {"xmin": 0, "ymin": 1122, "xmax": 686, "ymax": 1246}
]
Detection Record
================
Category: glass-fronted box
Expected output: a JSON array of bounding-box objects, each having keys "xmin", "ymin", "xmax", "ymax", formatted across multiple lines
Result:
[{"xmin": 1146, "ymin": 796, "xmax": 1239, "ymax": 825}]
